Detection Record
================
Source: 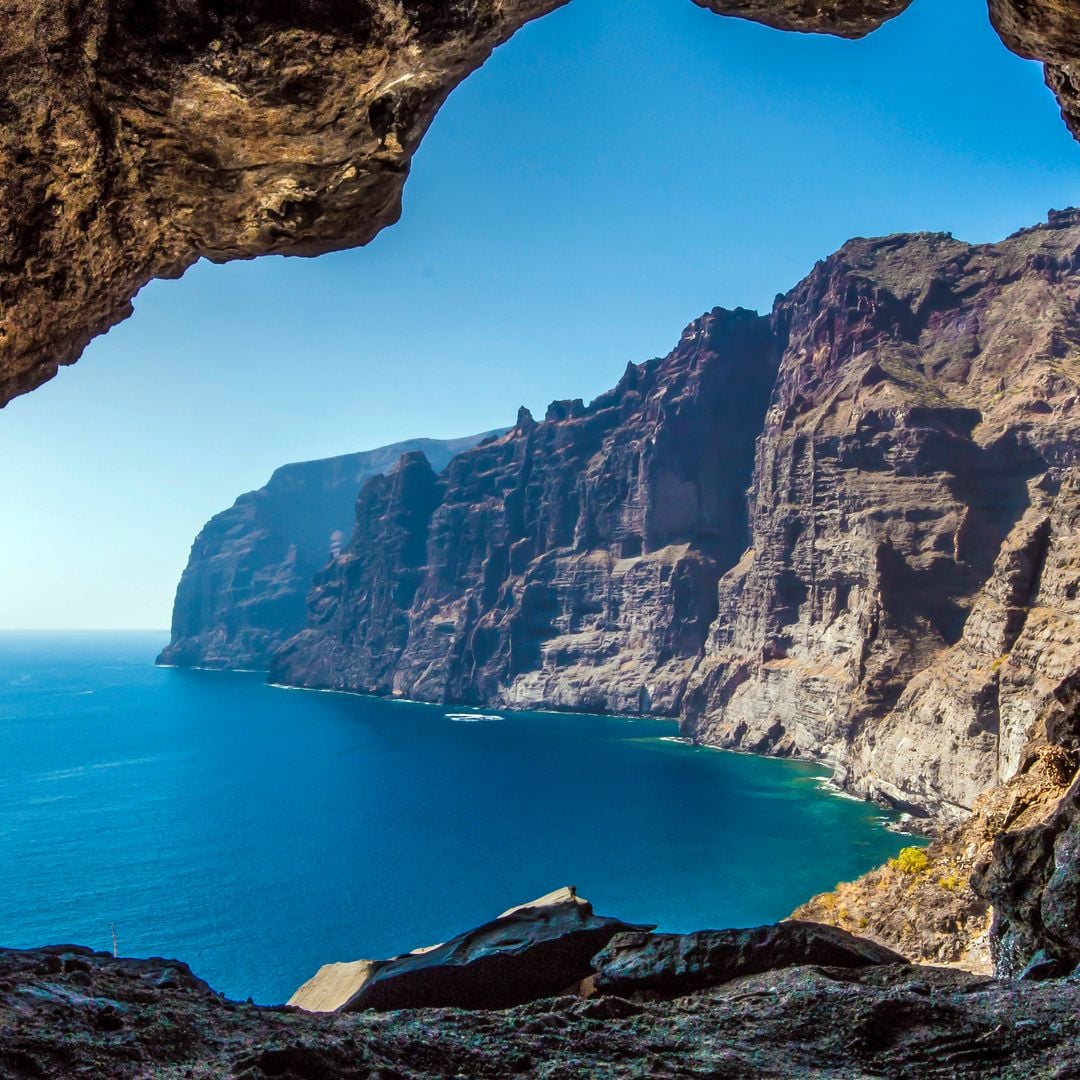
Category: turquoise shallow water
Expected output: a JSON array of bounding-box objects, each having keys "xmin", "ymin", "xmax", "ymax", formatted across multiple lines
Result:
[{"xmin": 0, "ymin": 631, "xmax": 911, "ymax": 1004}]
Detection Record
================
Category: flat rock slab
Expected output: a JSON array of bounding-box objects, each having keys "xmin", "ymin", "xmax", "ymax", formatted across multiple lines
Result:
[
  {"xmin": 290, "ymin": 887, "xmax": 654, "ymax": 1013},
  {"xmin": 590, "ymin": 921, "xmax": 908, "ymax": 998}
]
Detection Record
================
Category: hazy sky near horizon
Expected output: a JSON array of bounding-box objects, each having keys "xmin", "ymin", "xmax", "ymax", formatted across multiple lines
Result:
[{"xmin": 4, "ymin": 0, "xmax": 1080, "ymax": 629}]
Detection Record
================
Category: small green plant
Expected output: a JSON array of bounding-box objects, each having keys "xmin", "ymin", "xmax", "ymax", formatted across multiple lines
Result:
[
  {"xmin": 891, "ymin": 847, "xmax": 929, "ymax": 875},
  {"xmin": 938, "ymin": 873, "xmax": 964, "ymax": 892}
]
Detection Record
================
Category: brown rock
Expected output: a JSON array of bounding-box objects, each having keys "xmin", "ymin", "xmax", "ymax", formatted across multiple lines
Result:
[
  {"xmin": 691, "ymin": 0, "xmax": 913, "ymax": 38},
  {"xmin": 5, "ymin": 3, "xmax": 1080, "ymax": 407},
  {"xmin": 0, "ymin": 0, "xmax": 567, "ymax": 406},
  {"xmin": 685, "ymin": 212, "xmax": 1080, "ymax": 824}
]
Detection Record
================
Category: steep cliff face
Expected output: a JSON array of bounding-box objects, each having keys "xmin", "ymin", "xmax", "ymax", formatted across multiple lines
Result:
[
  {"xmin": 274, "ymin": 212, "xmax": 1080, "ymax": 839},
  {"xmin": 158, "ymin": 433, "xmax": 498, "ymax": 670},
  {"xmin": 269, "ymin": 308, "xmax": 780, "ymax": 712},
  {"xmin": 685, "ymin": 211, "xmax": 1080, "ymax": 823}
]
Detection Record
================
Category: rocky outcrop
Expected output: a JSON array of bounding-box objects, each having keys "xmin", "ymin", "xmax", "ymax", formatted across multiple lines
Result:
[
  {"xmin": 3, "ymin": 937, "xmax": 1080, "ymax": 1077},
  {"xmin": 794, "ymin": 737, "xmax": 1080, "ymax": 975},
  {"xmin": 691, "ymin": 0, "xmax": 913, "ymax": 38},
  {"xmin": 290, "ymin": 887, "xmax": 653, "ymax": 1014},
  {"xmin": 685, "ymin": 210, "xmax": 1080, "ymax": 824},
  {"xmin": 270, "ymin": 307, "xmax": 779, "ymax": 713},
  {"xmin": 0, "ymin": 0, "xmax": 568, "ymax": 407},
  {"xmin": 5, "ymin": 1, "xmax": 1080, "ymax": 409},
  {"xmin": 588, "ymin": 923, "xmax": 906, "ymax": 999},
  {"xmin": 158, "ymin": 432, "xmax": 498, "ymax": 670}
]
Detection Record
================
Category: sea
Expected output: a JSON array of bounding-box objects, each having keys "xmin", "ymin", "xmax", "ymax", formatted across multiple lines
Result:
[{"xmin": 0, "ymin": 631, "xmax": 913, "ymax": 1004}]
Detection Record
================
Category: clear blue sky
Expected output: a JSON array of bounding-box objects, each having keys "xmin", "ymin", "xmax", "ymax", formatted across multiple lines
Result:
[{"xmin": 3, "ymin": 0, "xmax": 1080, "ymax": 629}]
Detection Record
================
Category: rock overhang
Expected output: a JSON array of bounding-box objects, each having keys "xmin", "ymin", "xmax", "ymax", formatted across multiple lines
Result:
[{"xmin": 2, "ymin": 0, "xmax": 1080, "ymax": 406}]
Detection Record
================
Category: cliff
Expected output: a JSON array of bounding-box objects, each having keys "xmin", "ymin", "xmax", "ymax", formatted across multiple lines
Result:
[
  {"xmin": 269, "ymin": 308, "xmax": 780, "ymax": 713},
  {"xmin": 272, "ymin": 211, "xmax": 1080, "ymax": 828},
  {"xmin": 158, "ymin": 433, "xmax": 500, "ymax": 670},
  {"xmin": 684, "ymin": 210, "xmax": 1080, "ymax": 825}
]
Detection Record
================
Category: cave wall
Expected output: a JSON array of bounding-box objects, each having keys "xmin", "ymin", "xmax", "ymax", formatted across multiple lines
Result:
[{"xmin": 3, "ymin": 0, "xmax": 1080, "ymax": 407}]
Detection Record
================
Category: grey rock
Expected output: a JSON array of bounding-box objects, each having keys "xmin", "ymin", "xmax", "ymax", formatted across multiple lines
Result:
[
  {"xmin": 290, "ymin": 887, "xmax": 655, "ymax": 1014},
  {"xmin": 1018, "ymin": 949, "xmax": 1064, "ymax": 980},
  {"xmin": 590, "ymin": 922, "xmax": 907, "ymax": 999},
  {"xmin": 159, "ymin": 432, "xmax": 500, "ymax": 670}
]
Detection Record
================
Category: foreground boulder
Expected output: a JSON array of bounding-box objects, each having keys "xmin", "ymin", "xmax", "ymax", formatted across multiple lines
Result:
[
  {"xmin": 590, "ymin": 922, "xmax": 907, "ymax": 999},
  {"xmin": 289, "ymin": 887, "xmax": 654, "ymax": 1013}
]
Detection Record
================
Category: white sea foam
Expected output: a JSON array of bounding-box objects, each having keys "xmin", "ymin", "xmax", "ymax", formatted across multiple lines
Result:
[
  {"xmin": 815, "ymin": 778, "xmax": 865, "ymax": 803},
  {"xmin": 445, "ymin": 712, "xmax": 503, "ymax": 722}
]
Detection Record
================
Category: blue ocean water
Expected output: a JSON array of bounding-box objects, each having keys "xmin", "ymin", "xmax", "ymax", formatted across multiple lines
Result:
[{"xmin": 0, "ymin": 631, "xmax": 912, "ymax": 1004}]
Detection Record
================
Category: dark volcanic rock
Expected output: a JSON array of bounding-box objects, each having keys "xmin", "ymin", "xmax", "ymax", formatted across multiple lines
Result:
[
  {"xmin": 590, "ymin": 922, "xmax": 907, "ymax": 999},
  {"xmin": 290, "ymin": 887, "xmax": 655, "ymax": 1013},
  {"xmin": 158, "ymin": 432, "xmax": 498, "ymax": 670},
  {"xmin": 3, "ymin": 943, "xmax": 1080, "ymax": 1077},
  {"xmin": 978, "ymin": 771, "xmax": 1080, "ymax": 977},
  {"xmin": 270, "ymin": 307, "xmax": 780, "ymax": 712},
  {"xmin": 692, "ymin": 0, "xmax": 913, "ymax": 38}
]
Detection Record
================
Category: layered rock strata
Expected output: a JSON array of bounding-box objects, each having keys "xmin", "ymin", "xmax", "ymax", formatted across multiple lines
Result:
[
  {"xmin": 275, "ymin": 212, "xmax": 1080, "ymax": 846},
  {"xmin": 5, "ymin": 0, "xmax": 1080, "ymax": 407},
  {"xmin": 269, "ymin": 308, "xmax": 780, "ymax": 714},
  {"xmin": 158, "ymin": 432, "xmax": 498, "ymax": 670},
  {"xmin": 684, "ymin": 211, "xmax": 1080, "ymax": 825}
]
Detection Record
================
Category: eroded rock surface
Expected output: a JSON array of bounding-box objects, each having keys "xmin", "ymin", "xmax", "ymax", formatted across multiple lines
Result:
[
  {"xmin": 691, "ymin": 0, "xmax": 913, "ymax": 38},
  {"xmin": 270, "ymin": 307, "xmax": 779, "ymax": 715},
  {"xmin": 5, "ymin": 0, "xmax": 1080, "ymax": 407},
  {"xmin": 158, "ymin": 432, "xmax": 498, "ymax": 670},
  {"xmin": 0, "ymin": 0, "xmax": 567, "ymax": 406},
  {"xmin": 290, "ymin": 887, "xmax": 654, "ymax": 1014},
  {"xmin": 589, "ymin": 922, "xmax": 906, "ymax": 999},
  {"xmin": 685, "ymin": 210, "xmax": 1080, "ymax": 824},
  {"xmin": 2, "ymin": 944, "xmax": 1079, "ymax": 1078}
]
